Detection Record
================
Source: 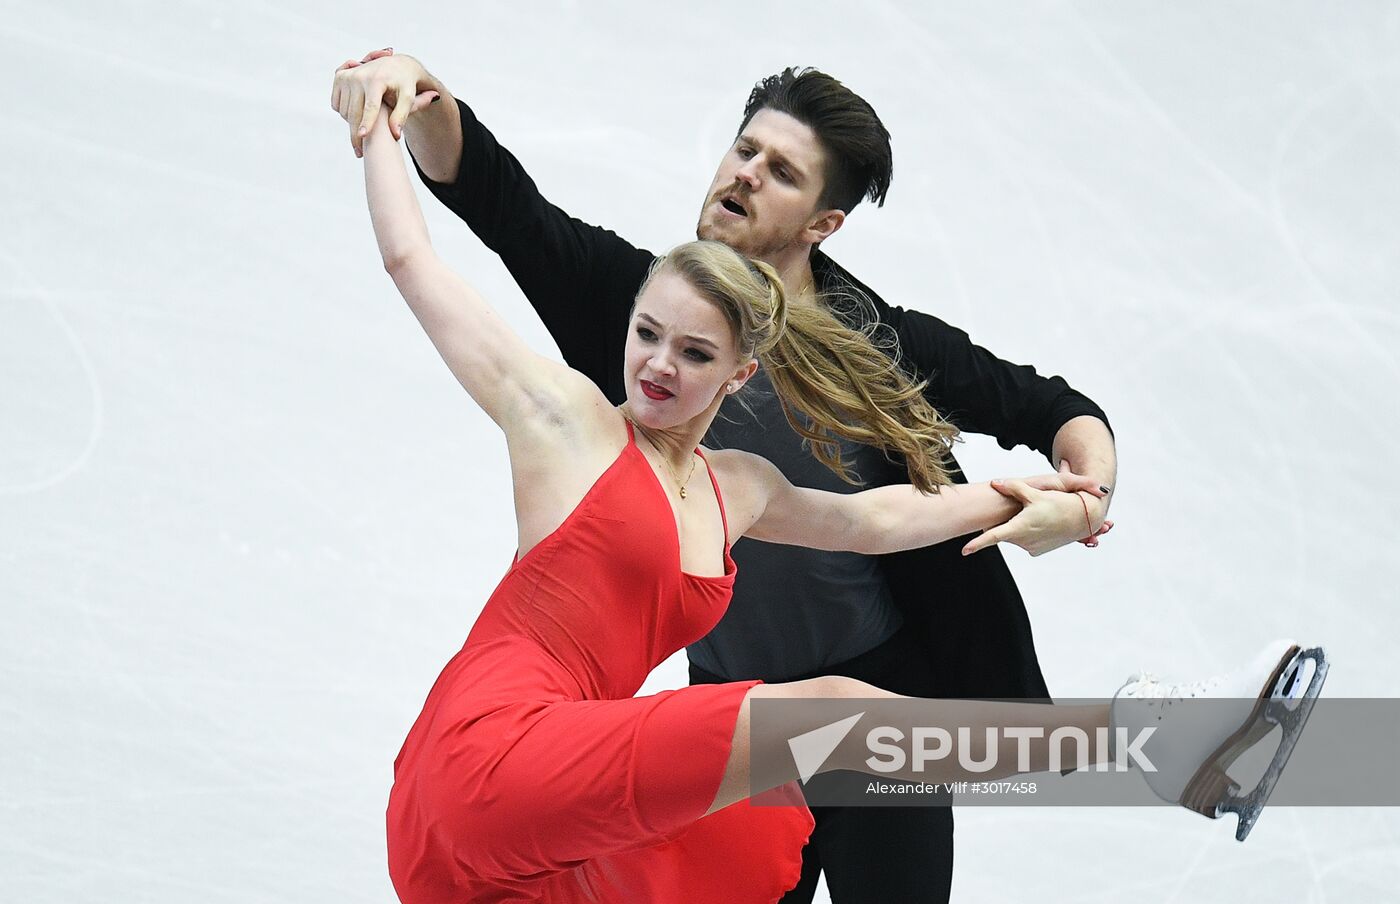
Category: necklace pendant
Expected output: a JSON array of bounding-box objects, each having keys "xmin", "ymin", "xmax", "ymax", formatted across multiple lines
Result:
[{"xmin": 678, "ymin": 486, "xmax": 687, "ymax": 500}]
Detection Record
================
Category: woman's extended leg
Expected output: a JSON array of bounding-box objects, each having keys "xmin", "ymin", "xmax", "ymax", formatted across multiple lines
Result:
[
  {"xmin": 707, "ymin": 676, "xmax": 1110, "ymax": 815},
  {"xmin": 708, "ymin": 640, "xmax": 1327, "ymax": 844}
]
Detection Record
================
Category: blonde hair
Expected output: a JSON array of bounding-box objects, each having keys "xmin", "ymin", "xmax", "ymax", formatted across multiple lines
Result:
[{"xmin": 646, "ymin": 240, "xmax": 959, "ymax": 493}]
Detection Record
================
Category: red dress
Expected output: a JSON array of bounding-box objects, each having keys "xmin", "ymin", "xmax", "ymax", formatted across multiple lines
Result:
[{"xmin": 387, "ymin": 422, "xmax": 813, "ymax": 902}]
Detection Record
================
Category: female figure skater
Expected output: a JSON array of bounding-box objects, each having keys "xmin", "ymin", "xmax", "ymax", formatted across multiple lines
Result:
[{"xmin": 353, "ymin": 104, "xmax": 1325, "ymax": 903}]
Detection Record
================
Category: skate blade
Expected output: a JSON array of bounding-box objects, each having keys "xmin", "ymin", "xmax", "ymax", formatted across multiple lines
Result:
[{"xmin": 1201, "ymin": 646, "xmax": 1329, "ymax": 841}]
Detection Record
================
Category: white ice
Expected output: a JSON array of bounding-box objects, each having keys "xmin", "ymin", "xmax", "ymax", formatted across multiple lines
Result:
[{"xmin": 3, "ymin": 2, "xmax": 1398, "ymax": 902}]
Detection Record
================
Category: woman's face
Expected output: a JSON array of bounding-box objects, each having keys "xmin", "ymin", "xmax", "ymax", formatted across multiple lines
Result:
[{"xmin": 623, "ymin": 270, "xmax": 755, "ymax": 429}]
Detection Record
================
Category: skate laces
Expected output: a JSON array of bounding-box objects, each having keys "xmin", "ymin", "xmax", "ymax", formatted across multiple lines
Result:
[{"xmin": 1126, "ymin": 672, "xmax": 1223, "ymax": 708}]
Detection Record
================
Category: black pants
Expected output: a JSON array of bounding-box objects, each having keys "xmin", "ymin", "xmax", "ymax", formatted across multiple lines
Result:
[{"xmin": 689, "ymin": 627, "xmax": 954, "ymax": 904}]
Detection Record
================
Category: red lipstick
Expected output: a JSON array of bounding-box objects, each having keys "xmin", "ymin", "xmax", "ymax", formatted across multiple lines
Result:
[{"xmin": 641, "ymin": 380, "xmax": 674, "ymax": 400}]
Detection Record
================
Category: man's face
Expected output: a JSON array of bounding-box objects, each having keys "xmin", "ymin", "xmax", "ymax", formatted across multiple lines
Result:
[{"xmin": 696, "ymin": 108, "xmax": 833, "ymax": 262}]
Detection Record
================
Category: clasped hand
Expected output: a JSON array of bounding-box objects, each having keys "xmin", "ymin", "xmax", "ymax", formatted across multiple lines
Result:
[
  {"xmin": 962, "ymin": 465, "xmax": 1114, "ymax": 557},
  {"xmin": 330, "ymin": 48, "xmax": 437, "ymax": 157}
]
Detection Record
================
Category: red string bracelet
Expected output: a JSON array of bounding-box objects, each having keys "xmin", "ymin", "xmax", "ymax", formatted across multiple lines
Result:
[{"xmin": 1078, "ymin": 492, "xmax": 1094, "ymax": 543}]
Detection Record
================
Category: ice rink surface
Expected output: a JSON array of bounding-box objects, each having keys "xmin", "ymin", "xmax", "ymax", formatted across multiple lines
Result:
[{"xmin": 4, "ymin": 2, "xmax": 1398, "ymax": 901}]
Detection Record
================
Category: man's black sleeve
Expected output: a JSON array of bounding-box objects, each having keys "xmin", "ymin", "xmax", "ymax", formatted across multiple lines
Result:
[
  {"xmin": 818, "ymin": 254, "xmax": 1110, "ymax": 460},
  {"xmin": 407, "ymin": 98, "xmax": 655, "ymax": 401},
  {"xmin": 886, "ymin": 302, "xmax": 1112, "ymax": 461}
]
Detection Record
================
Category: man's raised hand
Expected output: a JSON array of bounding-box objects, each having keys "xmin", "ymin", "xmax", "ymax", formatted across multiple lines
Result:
[{"xmin": 330, "ymin": 50, "xmax": 437, "ymax": 157}]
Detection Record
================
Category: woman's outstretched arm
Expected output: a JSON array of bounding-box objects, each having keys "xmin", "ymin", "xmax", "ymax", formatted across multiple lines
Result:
[
  {"xmin": 714, "ymin": 451, "xmax": 1107, "ymax": 558},
  {"xmin": 361, "ymin": 105, "xmax": 577, "ymax": 428}
]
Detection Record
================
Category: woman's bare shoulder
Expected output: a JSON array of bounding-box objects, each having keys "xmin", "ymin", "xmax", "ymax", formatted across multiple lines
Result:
[
  {"xmin": 702, "ymin": 447, "xmax": 787, "ymax": 538},
  {"xmin": 702, "ymin": 447, "xmax": 778, "ymax": 480}
]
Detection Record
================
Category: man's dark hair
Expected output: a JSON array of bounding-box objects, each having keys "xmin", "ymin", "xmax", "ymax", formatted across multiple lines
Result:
[{"xmin": 739, "ymin": 67, "xmax": 893, "ymax": 214}]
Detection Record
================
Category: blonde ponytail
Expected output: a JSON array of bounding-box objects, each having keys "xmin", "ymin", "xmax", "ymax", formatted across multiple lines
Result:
[{"xmin": 649, "ymin": 241, "xmax": 959, "ymax": 493}]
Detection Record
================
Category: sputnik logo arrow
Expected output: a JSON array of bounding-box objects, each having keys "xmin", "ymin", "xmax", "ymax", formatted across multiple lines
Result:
[{"xmin": 787, "ymin": 712, "xmax": 865, "ymax": 784}]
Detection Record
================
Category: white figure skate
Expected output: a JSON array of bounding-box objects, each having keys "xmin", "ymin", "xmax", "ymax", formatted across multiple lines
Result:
[{"xmin": 1111, "ymin": 639, "xmax": 1328, "ymax": 841}]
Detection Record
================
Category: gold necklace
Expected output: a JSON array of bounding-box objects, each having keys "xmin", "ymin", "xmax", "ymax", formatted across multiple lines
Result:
[
  {"xmin": 667, "ymin": 452, "xmax": 700, "ymax": 500},
  {"xmin": 625, "ymin": 415, "xmax": 699, "ymax": 499}
]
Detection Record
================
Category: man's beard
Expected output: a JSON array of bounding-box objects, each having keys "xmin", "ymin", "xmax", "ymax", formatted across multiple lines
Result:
[
  {"xmin": 696, "ymin": 219, "xmax": 799, "ymax": 262},
  {"xmin": 695, "ymin": 186, "xmax": 798, "ymax": 261}
]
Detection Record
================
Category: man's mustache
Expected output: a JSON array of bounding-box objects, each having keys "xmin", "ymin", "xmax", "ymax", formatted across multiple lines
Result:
[{"xmin": 710, "ymin": 181, "xmax": 752, "ymax": 207}]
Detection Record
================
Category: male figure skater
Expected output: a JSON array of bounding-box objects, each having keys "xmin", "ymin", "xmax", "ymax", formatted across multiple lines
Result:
[{"xmin": 332, "ymin": 50, "xmax": 1117, "ymax": 903}]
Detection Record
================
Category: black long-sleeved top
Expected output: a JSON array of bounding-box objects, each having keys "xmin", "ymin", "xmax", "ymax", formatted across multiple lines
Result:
[{"xmin": 410, "ymin": 99, "xmax": 1112, "ymax": 698}]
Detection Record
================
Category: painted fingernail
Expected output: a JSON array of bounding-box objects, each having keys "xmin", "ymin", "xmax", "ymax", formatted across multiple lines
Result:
[{"xmin": 1099, "ymin": 485, "xmax": 1111, "ymax": 494}]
